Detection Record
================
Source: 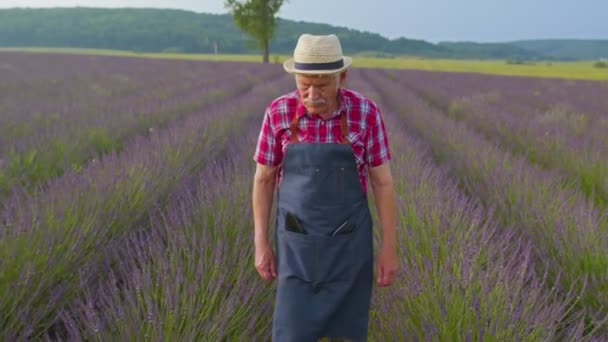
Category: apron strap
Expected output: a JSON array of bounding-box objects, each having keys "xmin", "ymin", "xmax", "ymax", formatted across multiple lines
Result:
[
  {"xmin": 290, "ymin": 111, "xmax": 349, "ymax": 144},
  {"xmin": 339, "ymin": 111, "xmax": 349, "ymax": 144}
]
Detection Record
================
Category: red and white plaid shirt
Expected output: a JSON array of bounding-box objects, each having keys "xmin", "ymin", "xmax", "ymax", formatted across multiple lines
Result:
[{"xmin": 253, "ymin": 87, "xmax": 391, "ymax": 194}]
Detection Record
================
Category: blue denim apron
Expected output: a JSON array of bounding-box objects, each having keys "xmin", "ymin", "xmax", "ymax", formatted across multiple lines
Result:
[{"xmin": 272, "ymin": 111, "xmax": 374, "ymax": 341}]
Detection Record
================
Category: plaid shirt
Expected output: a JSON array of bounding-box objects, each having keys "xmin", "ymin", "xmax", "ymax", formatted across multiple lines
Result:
[{"xmin": 253, "ymin": 87, "xmax": 391, "ymax": 194}]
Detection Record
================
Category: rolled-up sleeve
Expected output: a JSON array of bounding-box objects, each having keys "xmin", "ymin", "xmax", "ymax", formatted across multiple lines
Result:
[
  {"xmin": 366, "ymin": 104, "xmax": 391, "ymax": 167},
  {"xmin": 253, "ymin": 107, "xmax": 283, "ymax": 166}
]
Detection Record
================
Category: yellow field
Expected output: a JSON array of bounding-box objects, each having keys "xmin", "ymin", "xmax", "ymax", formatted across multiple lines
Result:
[
  {"xmin": 353, "ymin": 56, "xmax": 608, "ymax": 81},
  {"xmin": 1, "ymin": 46, "xmax": 607, "ymax": 81}
]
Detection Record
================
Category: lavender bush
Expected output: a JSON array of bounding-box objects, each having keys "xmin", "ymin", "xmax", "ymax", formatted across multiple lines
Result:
[
  {"xmin": 383, "ymin": 68, "xmax": 608, "ymax": 207},
  {"xmin": 362, "ymin": 68, "xmax": 608, "ymax": 337},
  {"xmin": 349, "ymin": 74, "xmax": 584, "ymax": 341},
  {"xmin": 0, "ymin": 52, "xmax": 284, "ymax": 197},
  {"xmin": 0, "ymin": 62, "xmax": 292, "ymax": 339},
  {"xmin": 385, "ymin": 68, "xmax": 608, "ymax": 119},
  {"xmin": 54, "ymin": 122, "xmax": 272, "ymax": 341}
]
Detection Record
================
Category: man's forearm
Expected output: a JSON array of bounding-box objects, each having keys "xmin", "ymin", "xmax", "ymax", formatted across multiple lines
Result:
[
  {"xmin": 252, "ymin": 176, "xmax": 276, "ymax": 244},
  {"xmin": 371, "ymin": 182, "xmax": 397, "ymax": 249}
]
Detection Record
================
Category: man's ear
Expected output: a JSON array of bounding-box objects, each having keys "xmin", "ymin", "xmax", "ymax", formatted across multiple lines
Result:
[{"xmin": 339, "ymin": 70, "xmax": 347, "ymax": 86}]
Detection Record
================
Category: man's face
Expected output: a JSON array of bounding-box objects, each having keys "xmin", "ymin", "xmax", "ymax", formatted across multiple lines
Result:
[{"xmin": 296, "ymin": 72, "xmax": 345, "ymax": 115}]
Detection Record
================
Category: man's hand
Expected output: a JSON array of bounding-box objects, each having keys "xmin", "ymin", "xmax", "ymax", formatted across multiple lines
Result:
[
  {"xmin": 254, "ymin": 239, "xmax": 277, "ymax": 281},
  {"xmin": 252, "ymin": 163, "xmax": 278, "ymax": 281},
  {"xmin": 376, "ymin": 242, "xmax": 398, "ymax": 287},
  {"xmin": 369, "ymin": 162, "xmax": 398, "ymax": 287}
]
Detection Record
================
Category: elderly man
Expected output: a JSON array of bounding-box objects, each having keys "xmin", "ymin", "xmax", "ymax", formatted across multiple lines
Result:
[{"xmin": 252, "ymin": 33, "xmax": 398, "ymax": 341}]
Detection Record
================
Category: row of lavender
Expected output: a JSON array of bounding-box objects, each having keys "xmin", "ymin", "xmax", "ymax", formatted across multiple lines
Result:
[
  {"xmin": 54, "ymin": 105, "xmax": 271, "ymax": 341},
  {"xmin": 361, "ymin": 69, "xmax": 608, "ymax": 336},
  {"xmin": 0, "ymin": 52, "xmax": 284, "ymax": 197},
  {"xmin": 383, "ymin": 68, "xmax": 608, "ymax": 118},
  {"xmin": 0, "ymin": 57, "xmax": 293, "ymax": 339},
  {"xmin": 347, "ymin": 73, "xmax": 591, "ymax": 341},
  {"xmin": 36, "ymin": 69, "xmax": 597, "ymax": 340},
  {"xmin": 383, "ymin": 68, "xmax": 608, "ymax": 207}
]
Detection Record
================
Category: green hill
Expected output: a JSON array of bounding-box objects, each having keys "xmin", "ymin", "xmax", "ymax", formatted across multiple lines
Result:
[
  {"xmin": 508, "ymin": 39, "xmax": 608, "ymax": 61},
  {"xmin": 437, "ymin": 41, "xmax": 550, "ymax": 60},
  {"xmin": 0, "ymin": 7, "xmax": 604, "ymax": 61}
]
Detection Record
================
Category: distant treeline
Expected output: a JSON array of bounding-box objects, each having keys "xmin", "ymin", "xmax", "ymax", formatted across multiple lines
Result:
[{"xmin": 1, "ymin": 7, "xmax": 607, "ymax": 60}]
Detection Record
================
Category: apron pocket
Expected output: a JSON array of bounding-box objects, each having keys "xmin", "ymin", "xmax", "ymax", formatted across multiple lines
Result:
[
  {"xmin": 277, "ymin": 229, "xmax": 316, "ymax": 283},
  {"xmin": 277, "ymin": 229, "xmax": 356, "ymax": 285},
  {"xmin": 314, "ymin": 233, "xmax": 355, "ymax": 284}
]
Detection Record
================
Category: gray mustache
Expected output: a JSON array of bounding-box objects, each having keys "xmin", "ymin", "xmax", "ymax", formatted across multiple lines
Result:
[{"xmin": 303, "ymin": 98, "xmax": 327, "ymax": 106}]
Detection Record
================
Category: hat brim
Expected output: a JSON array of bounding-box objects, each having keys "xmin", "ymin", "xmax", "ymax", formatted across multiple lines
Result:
[{"xmin": 283, "ymin": 56, "xmax": 352, "ymax": 75}]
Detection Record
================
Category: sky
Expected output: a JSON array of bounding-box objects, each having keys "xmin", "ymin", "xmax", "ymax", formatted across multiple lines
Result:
[{"xmin": 1, "ymin": 0, "xmax": 607, "ymax": 43}]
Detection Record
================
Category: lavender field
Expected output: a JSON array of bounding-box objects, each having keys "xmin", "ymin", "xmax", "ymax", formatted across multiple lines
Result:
[{"xmin": 1, "ymin": 51, "xmax": 607, "ymax": 341}]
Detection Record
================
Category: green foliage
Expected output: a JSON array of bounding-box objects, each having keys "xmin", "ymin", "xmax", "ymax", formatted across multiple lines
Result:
[
  {"xmin": 224, "ymin": 0, "xmax": 286, "ymax": 63},
  {"xmin": 87, "ymin": 127, "xmax": 123, "ymax": 157},
  {"xmin": 2, "ymin": 142, "xmax": 68, "ymax": 192},
  {"xmin": 594, "ymin": 61, "xmax": 608, "ymax": 68}
]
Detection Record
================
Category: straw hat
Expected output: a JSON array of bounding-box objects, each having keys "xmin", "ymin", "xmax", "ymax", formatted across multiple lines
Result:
[{"xmin": 283, "ymin": 34, "xmax": 352, "ymax": 75}]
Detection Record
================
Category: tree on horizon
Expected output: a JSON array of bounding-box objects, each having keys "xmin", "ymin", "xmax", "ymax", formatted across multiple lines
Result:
[{"xmin": 224, "ymin": 0, "xmax": 286, "ymax": 63}]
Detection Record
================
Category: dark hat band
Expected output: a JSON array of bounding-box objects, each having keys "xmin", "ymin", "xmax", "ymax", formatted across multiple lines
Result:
[{"xmin": 294, "ymin": 59, "xmax": 344, "ymax": 71}]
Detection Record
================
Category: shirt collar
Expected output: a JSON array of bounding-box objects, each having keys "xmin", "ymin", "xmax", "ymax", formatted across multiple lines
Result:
[{"xmin": 296, "ymin": 88, "xmax": 349, "ymax": 119}]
